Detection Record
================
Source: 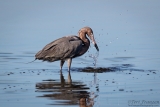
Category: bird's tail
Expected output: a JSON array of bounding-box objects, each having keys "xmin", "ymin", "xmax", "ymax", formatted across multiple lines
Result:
[{"xmin": 25, "ymin": 59, "xmax": 37, "ymax": 64}]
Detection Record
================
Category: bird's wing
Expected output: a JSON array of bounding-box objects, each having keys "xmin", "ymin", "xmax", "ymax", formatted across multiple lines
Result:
[
  {"xmin": 64, "ymin": 36, "xmax": 83, "ymax": 58},
  {"xmin": 43, "ymin": 37, "xmax": 66, "ymax": 51},
  {"xmin": 35, "ymin": 36, "xmax": 83, "ymax": 62}
]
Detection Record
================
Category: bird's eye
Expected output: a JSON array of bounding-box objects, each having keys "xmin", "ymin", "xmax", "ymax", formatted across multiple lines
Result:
[{"xmin": 91, "ymin": 33, "xmax": 93, "ymax": 36}]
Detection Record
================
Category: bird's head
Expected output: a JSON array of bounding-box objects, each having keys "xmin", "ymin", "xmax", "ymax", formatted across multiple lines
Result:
[{"xmin": 79, "ymin": 27, "xmax": 99, "ymax": 51}]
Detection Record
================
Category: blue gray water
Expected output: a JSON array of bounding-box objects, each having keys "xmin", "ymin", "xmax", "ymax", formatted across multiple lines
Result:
[{"xmin": 0, "ymin": 1, "xmax": 160, "ymax": 107}]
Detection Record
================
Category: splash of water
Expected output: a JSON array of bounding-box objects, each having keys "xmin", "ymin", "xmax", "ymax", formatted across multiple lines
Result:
[
  {"xmin": 89, "ymin": 51, "xmax": 99, "ymax": 68},
  {"xmin": 88, "ymin": 51, "xmax": 99, "ymax": 104}
]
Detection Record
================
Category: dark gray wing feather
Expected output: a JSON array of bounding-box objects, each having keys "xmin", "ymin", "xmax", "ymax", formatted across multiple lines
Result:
[{"xmin": 35, "ymin": 36, "xmax": 83, "ymax": 62}]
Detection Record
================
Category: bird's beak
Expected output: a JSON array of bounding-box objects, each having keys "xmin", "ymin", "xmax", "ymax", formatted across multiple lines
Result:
[
  {"xmin": 90, "ymin": 34, "xmax": 99, "ymax": 51},
  {"xmin": 94, "ymin": 43, "xmax": 99, "ymax": 51}
]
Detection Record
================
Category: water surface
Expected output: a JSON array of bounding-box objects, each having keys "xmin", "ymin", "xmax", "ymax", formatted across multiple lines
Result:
[{"xmin": 0, "ymin": 1, "xmax": 160, "ymax": 107}]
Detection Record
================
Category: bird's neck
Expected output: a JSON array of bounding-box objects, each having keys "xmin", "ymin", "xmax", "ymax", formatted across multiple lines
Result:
[
  {"xmin": 78, "ymin": 37, "xmax": 90, "ymax": 56},
  {"xmin": 79, "ymin": 33, "xmax": 88, "ymax": 42}
]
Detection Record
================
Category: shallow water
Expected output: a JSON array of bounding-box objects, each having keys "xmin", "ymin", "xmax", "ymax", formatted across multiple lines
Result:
[
  {"xmin": 0, "ymin": 41, "xmax": 160, "ymax": 107},
  {"xmin": 1, "ymin": 1, "xmax": 160, "ymax": 107}
]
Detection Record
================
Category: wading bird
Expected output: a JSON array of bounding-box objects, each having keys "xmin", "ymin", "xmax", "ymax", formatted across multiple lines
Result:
[{"xmin": 35, "ymin": 27, "xmax": 99, "ymax": 72}]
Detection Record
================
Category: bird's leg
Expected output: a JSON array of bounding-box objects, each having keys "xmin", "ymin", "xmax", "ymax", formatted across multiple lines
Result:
[
  {"xmin": 67, "ymin": 58, "xmax": 72, "ymax": 72},
  {"xmin": 60, "ymin": 60, "xmax": 65, "ymax": 71}
]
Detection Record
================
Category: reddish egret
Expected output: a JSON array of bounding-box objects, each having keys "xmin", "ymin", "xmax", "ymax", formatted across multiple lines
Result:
[{"xmin": 35, "ymin": 27, "xmax": 99, "ymax": 71}]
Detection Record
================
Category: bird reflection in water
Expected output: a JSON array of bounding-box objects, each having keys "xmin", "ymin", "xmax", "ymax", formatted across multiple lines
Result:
[{"xmin": 36, "ymin": 71, "xmax": 97, "ymax": 107}]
